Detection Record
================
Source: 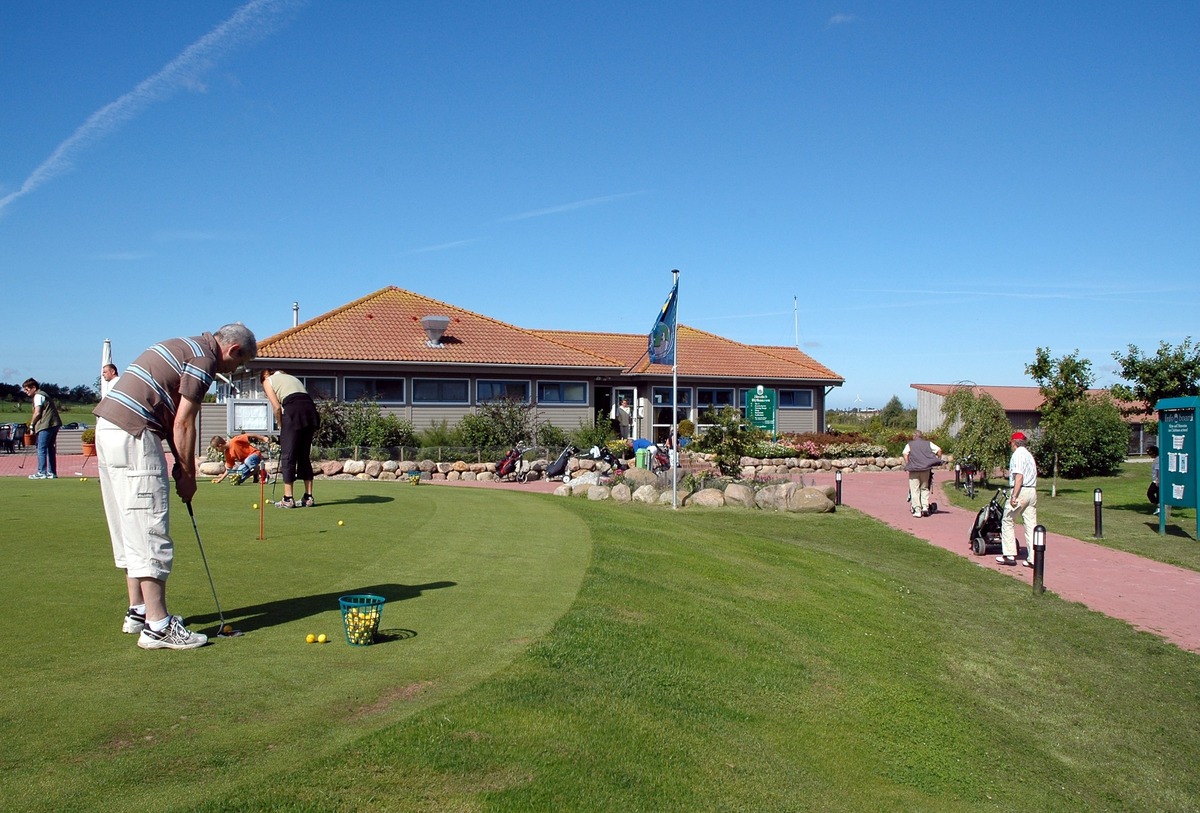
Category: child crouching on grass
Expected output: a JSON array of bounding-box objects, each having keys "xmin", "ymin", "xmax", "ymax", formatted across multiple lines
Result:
[{"xmin": 210, "ymin": 433, "xmax": 271, "ymax": 484}]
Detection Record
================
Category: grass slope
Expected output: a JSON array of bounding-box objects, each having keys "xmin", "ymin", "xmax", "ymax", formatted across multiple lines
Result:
[{"xmin": 1, "ymin": 478, "xmax": 1197, "ymax": 811}]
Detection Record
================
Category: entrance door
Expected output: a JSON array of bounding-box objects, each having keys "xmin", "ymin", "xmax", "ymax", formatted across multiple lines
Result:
[{"xmin": 611, "ymin": 387, "xmax": 637, "ymax": 439}]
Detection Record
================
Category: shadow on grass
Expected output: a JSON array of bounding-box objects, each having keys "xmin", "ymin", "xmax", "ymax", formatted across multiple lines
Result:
[
  {"xmin": 189, "ymin": 581, "xmax": 456, "ymax": 639},
  {"xmin": 310, "ymin": 494, "xmax": 395, "ymax": 506}
]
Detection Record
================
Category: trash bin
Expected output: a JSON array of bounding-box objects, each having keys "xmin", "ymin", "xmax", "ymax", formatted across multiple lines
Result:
[{"xmin": 635, "ymin": 448, "xmax": 647, "ymax": 469}]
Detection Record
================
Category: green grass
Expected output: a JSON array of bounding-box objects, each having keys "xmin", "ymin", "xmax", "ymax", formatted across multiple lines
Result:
[
  {"xmin": 941, "ymin": 463, "xmax": 1200, "ymax": 572},
  {"xmin": 1, "ymin": 478, "xmax": 1198, "ymax": 812}
]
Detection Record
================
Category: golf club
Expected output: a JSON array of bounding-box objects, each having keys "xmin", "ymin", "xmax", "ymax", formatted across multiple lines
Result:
[
  {"xmin": 75, "ymin": 452, "xmax": 92, "ymax": 476},
  {"xmin": 184, "ymin": 500, "xmax": 242, "ymax": 638}
]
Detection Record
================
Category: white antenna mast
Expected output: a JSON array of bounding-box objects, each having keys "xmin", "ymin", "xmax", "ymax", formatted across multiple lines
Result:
[{"xmin": 793, "ymin": 296, "xmax": 799, "ymax": 349}]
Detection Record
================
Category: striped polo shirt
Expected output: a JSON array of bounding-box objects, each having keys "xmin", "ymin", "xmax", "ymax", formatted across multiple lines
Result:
[{"xmin": 94, "ymin": 334, "xmax": 219, "ymax": 438}]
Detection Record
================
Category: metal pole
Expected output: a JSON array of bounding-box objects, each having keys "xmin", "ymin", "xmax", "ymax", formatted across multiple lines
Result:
[
  {"xmin": 1093, "ymin": 488, "xmax": 1103, "ymax": 538},
  {"xmin": 1032, "ymin": 524, "xmax": 1046, "ymax": 594},
  {"xmin": 834, "ymin": 469, "xmax": 842, "ymax": 506}
]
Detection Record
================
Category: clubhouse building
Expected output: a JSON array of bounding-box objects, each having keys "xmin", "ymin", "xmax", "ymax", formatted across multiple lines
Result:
[{"xmin": 241, "ymin": 286, "xmax": 843, "ymax": 443}]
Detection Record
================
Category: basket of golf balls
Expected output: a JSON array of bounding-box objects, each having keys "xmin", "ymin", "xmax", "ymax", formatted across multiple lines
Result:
[{"xmin": 339, "ymin": 594, "xmax": 385, "ymax": 646}]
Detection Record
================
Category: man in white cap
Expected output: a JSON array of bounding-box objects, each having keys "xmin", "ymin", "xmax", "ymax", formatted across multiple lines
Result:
[{"xmin": 998, "ymin": 431, "xmax": 1038, "ymax": 566}]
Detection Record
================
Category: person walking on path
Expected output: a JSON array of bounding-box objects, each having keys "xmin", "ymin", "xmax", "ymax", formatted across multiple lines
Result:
[
  {"xmin": 902, "ymin": 430, "xmax": 942, "ymax": 518},
  {"xmin": 23, "ymin": 378, "xmax": 62, "ymax": 480},
  {"xmin": 93, "ymin": 323, "xmax": 257, "ymax": 650},
  {"xmin": 998, "ymin": 431, "xmax": 1038, "ymax": 566},
  {"xmin": 261, "ymin": 369, "xmax": 320, "ymax": 509}
]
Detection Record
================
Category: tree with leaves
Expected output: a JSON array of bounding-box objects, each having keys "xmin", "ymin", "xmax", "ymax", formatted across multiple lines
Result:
[
  {"xmin": 1111, "ymin": 337, "xmax": 1200, "ymax": 411},
  {"xmin": 938, "ymin": 387, "xmax": 1012, "ymax": 481},
  {"xmin": 1026, "ymin": 348, "xmax": 1094, "ymax": 495}
]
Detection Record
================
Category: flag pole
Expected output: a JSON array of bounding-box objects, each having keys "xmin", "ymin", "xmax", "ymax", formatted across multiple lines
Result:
[{"xmin": 671, "ymin": 269, "xmax": 680, "ymax": 510}]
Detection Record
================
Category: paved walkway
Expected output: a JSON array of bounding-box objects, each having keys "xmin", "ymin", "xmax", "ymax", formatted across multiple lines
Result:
[{"xmin": 6, "ymin": 453, "xmax": 1198, "ymax": 654}]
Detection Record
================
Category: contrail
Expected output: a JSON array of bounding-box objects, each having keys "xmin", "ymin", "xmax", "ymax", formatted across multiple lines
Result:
[{"xmin": 0, "ymin": 0, "xmax": 302, "ymax": 216}]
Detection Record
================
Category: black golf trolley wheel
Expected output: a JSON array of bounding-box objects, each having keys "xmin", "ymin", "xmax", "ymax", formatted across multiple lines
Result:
[{"xmin": 971, "ymin": 535, "xmax": 988, "ymax": 556}]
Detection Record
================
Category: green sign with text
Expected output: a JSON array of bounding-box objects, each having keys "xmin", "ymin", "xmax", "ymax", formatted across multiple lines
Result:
[{"xmin": 745, "ymin": 386, "xmax": 776, "ymax": 436}]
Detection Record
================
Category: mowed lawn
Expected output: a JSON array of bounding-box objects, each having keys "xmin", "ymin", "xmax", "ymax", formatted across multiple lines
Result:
[{"xmin": 1, "ymin": 476, "xmax": 1198, "ymax": 812}]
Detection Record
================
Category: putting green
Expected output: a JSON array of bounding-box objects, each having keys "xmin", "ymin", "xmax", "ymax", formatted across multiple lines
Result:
[{"xmin": 0, "ymin": 478, "xmax": 591, "ymax": 810}]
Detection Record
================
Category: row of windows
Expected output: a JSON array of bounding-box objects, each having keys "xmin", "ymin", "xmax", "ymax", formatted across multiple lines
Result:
[{"xmin": 301, "ymin": 376, "xmax": 813, "ymax": 410}]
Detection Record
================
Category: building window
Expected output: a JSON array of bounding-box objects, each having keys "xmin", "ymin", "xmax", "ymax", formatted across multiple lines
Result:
[
  {"xmin": 477, "ymin": 380, "xmax": 530, "ymax": 404},
  {"xmin": 537, "ymin": 381, "xmax": 588, "ymax": 404},
  {"xmin": 779, "ymin": 389, "xmax": 814, "ymax": 409},
  {"xmin": 412, "ymin": 379, "xmax": 469, "ymax": 404},
  {"xmin": 697, "ymin": 388, "xmax": 735, "ymax": 411},
  {"xmin": 302, "ymin": 377, "xmax": 336, "ymax": 400},
  {"xmin": 651, "ymin": 386, "xmax": 692, "ymax": 443},
  {"xmin": 344, "ymin": 377, "xmax": 406, "ymax": 404}
]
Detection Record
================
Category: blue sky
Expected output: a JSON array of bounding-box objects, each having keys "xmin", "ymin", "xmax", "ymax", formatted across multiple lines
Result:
[{"xmin": 2, "ymin": 1, "xmax": 1197, "ymax": 410}]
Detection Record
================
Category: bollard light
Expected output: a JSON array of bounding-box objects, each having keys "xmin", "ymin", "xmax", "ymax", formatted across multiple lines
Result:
[
  {"xmin": 1093, "ymin": 488, "xmax": 1103, "ymax": 539},
  {"xmin": 1032, "ymin": 524, "xmax": 1047, "ymax": 594},
  {"xmin": 834, "ymin": 469, "xmax": 843, "ymax": 506}
]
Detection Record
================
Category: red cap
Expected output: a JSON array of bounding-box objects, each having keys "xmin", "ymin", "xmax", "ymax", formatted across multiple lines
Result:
[{"xmin": 1011, "ymin": 432, "xmax": 1026, "ymax": 441}]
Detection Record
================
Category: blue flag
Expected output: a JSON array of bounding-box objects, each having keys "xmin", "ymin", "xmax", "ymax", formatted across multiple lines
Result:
[{"xmin": 648, "ymin": 283, "xmax": 678, "ymax": 365}]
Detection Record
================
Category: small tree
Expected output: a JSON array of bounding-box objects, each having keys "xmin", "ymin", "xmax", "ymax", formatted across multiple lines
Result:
[
  {"xmin": 1111, "ymin": 337, "xmax": 1200, "ymax": 411},
  {"xmin": 1027, "ymin": 348, "xmax": 1094, "ymax": 495},
  {"xmin": 458, "ymin": 398, "xmax": 536, "ymax": 451},
  {"xmin": 692, "ymin": 407, "xmax": 768, "ymax": 476},
  {"xmin": 1031, "ymin": 394, "xmax": 1128, "ymax": 478},
  {"xmin": 938, "ymin": 387, "xmax": 1012, "ymax": 479}
]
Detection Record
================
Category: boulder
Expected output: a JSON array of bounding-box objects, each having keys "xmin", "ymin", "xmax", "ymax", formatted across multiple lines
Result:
[
  {"xmin": 321, "ymin": 460, "xmax": 344, "ymax": 477},
  {"xmin": 622, "ymin": 468, "xmax": 658, "ymax": 488},
  {"xmin": 364, "ymin": 460, "xmax": 384, "ymax": 478},
  {"xmin": 199, "ymin": 461, "xmax": 223, "ymax": 476},
  {"xmin": 611, "ymin": 483, "xmax": 632, "ymax": 502},
  {"xmin": 632, "ymin": 484, "xmax": 659, "ymax": 503},
  {"xmin": 378, "ymin": 471, "xmax": 397, "ymax": 481},
  {"xmin": 588, "ymin": 486, "xmax": 611, "ymax": 501},
  {"xmin": 418, "ymin": 459, "xmax": 437, "ymax": 472},
  {"xmin": 723, "ymin": 483, "xmax": 757, "ymax": 508},
  {"xmin": 382, "ymin": 460, "xmax": 400, "ymax": 472},
  {"xmin": 786, "ymin": 487, "xmax": 836, "ymax": 513},
  {"xmin": 553, "ymin": 484, "xmax": 572, "ymax": 497},
  {"xmin": 687, "ymin": 488, "xmax": 725, "ymax": 508}
]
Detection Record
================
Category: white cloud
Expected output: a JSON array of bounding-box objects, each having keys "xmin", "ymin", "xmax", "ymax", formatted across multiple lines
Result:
[{"xmin": 0, "ymin": 0, "xmax": 301, "ymax": 216}]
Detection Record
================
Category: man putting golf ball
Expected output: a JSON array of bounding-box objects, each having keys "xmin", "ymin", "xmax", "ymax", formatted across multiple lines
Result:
[{"xmin": 92, "ymin": 323, "xmax": 257, "ymax": 651}]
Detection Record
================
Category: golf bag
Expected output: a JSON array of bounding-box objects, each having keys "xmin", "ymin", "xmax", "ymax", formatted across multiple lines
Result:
[
  {"xmin": 647, "ymin": 443, "xmax": 671, "ymax": 473},
  {"xmin": 496, "ymin": 442, "xmax": 530, "ymax": 483},
  {"xmin": 545, "ymin": 444, "xmax": 577, "ymax": 481},
  {"xmin": 969, "ymin": 489, "xmax": 1006, "ymax": 555},
  {"xmin": 583, "ymin": 444, "xmax": 625, "ymax": 475}
]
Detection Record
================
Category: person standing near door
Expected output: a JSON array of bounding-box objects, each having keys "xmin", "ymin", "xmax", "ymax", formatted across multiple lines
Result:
[{"xmin": 610, "ymin": 395, "xmax": 632, "ymax": 439}]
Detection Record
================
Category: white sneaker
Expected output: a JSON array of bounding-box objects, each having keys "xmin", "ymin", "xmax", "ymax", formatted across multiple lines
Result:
[
  {"xmin": 28, "ymin": 472, "xmax": 46, "ymax": 480},
  {"xmin": 137, "ymin": 616, "xmax": 208, "ymax": 650},
  {"xmin": 123, "ymin": 610, "xmax": 183, "ymax": 634}
]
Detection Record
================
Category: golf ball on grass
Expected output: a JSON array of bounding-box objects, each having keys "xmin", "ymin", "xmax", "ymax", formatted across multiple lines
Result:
[
  {"xmin": 338, "ymin": 520, "xmax": 344, "ymax": 526},
  {"xmin": 252, "ymin": 503, "xmax": 259, "ymax": 510},
  {"xmin": 317, "ymin": 633, "xmax": 327, "ymax": 644}
]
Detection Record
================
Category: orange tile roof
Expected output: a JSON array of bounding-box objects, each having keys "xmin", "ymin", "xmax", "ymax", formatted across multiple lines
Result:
[
  {"xmin": 912, "ymin": 383, "xmax": 1151, "ymax": 418},
  {"xmin": 258, "ymin": 287, "xmax": 620, "ymax": 369},
  {"xmin": 258, "ymin": 286, "xmax": 843, "ymax": 383},
  {"xmin": 534, "ymin": 326, "xmax": 842, "ymax": 382}
]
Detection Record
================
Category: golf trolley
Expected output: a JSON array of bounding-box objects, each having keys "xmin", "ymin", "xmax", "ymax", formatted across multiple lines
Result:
[
  {"xmin": 968, "ymin": 489, "xmax": 1007, "ymax": 555},
  {"xmin": 496, "ymin": 441, "xmax": 532, "ymax": 483}
]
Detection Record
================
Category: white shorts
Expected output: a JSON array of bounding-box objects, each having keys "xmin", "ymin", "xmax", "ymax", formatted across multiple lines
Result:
[{"xmin": 96, "ymin": 418, "xmax": 174, "ymax": 581}]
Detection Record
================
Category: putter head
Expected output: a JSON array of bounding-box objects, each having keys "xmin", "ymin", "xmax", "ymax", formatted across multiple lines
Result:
[{"xmin": 216, "ymin": 626, "xmax": 244, "ymax": 638}]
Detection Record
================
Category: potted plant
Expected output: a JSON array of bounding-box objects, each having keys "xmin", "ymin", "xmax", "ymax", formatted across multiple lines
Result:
[{"xmin": 80, "ymin": 427, "xmax": 96, "ymax": 457}]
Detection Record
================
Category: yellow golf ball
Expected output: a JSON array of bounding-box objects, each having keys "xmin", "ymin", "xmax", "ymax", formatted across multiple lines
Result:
[
  {"xmin": 305, "ymin": 633, "xmax": 315, "ymax": 644},
  {"xmin": 252, "ymin": 503, "xmax": 259, "ymax": 510},
  {"xmin": 317, "ymin": 633, "xmax": 328, "ymax": 644},
  {"xmin": 222, "ymin": 624, "xmax": 234, "ymax": 635},
  {"xmin": 338, "ymin": 520, "xmax": 344, "ymax": 526}
]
